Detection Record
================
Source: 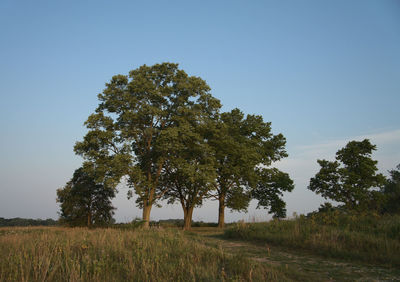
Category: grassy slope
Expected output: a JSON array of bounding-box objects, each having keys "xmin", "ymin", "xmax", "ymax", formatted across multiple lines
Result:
[
  {"xmin": 223, "ymin": 214, "xmax": 400, "ymax": 267},
  {"xmin": 189, "ymin": 227, "xmax": 400, "ymax": 281},
  {"xmin": 0, "ymin": 226, "xmax": 286, "ymax": 281}
]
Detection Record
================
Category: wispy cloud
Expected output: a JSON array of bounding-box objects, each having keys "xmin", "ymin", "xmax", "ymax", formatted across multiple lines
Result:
[{"xmin": 295, "ymin": 128, "xmax": 400, "ymax": 158}]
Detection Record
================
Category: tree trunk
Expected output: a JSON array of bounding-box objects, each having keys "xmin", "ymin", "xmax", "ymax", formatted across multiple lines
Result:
[
  {"xmin": 183, "ymin": 206, "xmax": 194, "ymax": 230},
  {"xmin": 142, "ymin": 203, "xmax": 152, "ymax": 228},
  {"xmin": 218, "ymin": 193, "xmax": 226, "ymax": 228},
  {"xmin": 142, "ymin": 184, "xmax": 155, "ymax": 228}
]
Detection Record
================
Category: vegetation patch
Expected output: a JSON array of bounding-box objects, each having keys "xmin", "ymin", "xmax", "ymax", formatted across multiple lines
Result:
[
  {"xmin": 0, "ymin": 227, "xmax": 287, "ymax": 281},
  {"xmin": 223, "ymin": 213, "xmax": 400, "ymax": 266}
]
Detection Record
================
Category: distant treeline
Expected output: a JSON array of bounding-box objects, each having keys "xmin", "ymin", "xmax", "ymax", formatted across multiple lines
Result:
[
  {"xmin": 0, "ymin": 217, "xmax": 58, "ymax": 227},
  {"xmin": 113, "ymin": 219, "xmax": 218, "ymax": 230},
  {"xmin": 153, "ymin": 219, "xmax": 218, "ymax": 228},
  {"xmin": 0, "ymin": 217, "xmax": 219, "ymax": 228}
]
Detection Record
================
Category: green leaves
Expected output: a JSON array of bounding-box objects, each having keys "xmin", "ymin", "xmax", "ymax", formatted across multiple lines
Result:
[
  {"xmin": 381, "ymin": 164, "xmax": 400, "ymax": 214},
  {"xmin": 207, "ymin": 108, "xmax": 292, "ymax": 225},
  {"xmin": 210, "ymin": 109, "xmax": 290, "ymax": 206},
  {"xmin": 309, "ymin": 160, "xmax": 342, "ymax": 203},
  {"xmin": 56, "ymin": 167, "xmax": 116, "ymax": 227},
  {"xmin": 308, "ymin": 139, "xmax": 386, "ymax": 211},
  {"xmin": 162, "ymin": 106, "xmax": 217, "ymax": 210},
  {"xmin": 74, "ymin": 62, "xmax": 293, "ymax": 226},
  {"xmin": 252, "ymin": 168, "xmax": 294, "ymax": 218},
  {"xmin": 75, "ymin": 63, "xmax": 221, "ymax": 225}
]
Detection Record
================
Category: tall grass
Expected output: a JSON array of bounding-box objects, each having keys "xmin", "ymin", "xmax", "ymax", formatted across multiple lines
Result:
[
  {"xmin": 224, "ymin": 214, "xmax": 400, "ymax": 266},
  {"xmin": 0, "ymin": 226, "xmax": 285, "ymax": 281}
]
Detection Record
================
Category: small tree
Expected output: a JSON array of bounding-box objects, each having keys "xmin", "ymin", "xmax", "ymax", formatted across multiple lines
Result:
[
  {"xmin": 308, "ymin": 139, "xmax": 386, "ymax": 212},
  {"xmin": 56, "ymin": 167, "xmax": 115, "ymax": 227},
  {"xmin": 381, "ymin": 164, "xmax": 400, "ymax": 214}
]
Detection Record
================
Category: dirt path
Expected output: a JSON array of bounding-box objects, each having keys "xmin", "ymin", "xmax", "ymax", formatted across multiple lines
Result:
[{"xmin": 187, "ymin": 228, "xmax": 400, "ymax": 281}]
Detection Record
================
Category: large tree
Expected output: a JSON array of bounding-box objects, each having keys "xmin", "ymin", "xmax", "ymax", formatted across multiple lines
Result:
[
  {"xmin": 208, "ymin": 109, "xmax": 289, "ymax": 227},
  {"xmin": 74, "ymin": 63, "xmax": 221, "ymax": 227},
  {"xmin": 56, "ymin": 167, "xmax": 115, "ymax": 227},
  {"xmin": 308, "ymin": 139, "xmax": 386, "ymax": 211}
]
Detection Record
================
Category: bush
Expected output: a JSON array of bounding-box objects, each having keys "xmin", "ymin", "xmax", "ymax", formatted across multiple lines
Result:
[{"xmin": 112, "ymin": 218, "xmax": 145, "ymax": 230}]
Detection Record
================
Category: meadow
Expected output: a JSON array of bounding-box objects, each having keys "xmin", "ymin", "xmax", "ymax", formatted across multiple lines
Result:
[
  {"xmin": 224, "ymin": 213, "xmax": 400, "ymax": 267},
  {"xmin": 0, "ymin": 226, "xmax": 285, "ymax": 281},
  {"xmin": 2, "ymin": 213, "xmax": 400, "ymax": 281}
]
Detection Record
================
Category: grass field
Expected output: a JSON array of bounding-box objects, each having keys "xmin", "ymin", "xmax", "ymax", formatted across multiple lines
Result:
[
  {"xmin": 188, "ymin": 227, "xmax": 400, "ymax": 281},
  {"xmin": 223, "ymin": 213, "xmax": 400, "ymax": 267},
  {"xmin": 1, "ymin": 214, "xmax": 400, "ymax": 281},
  {"xmin": 0, "ymin": 226, "xmax": 286, "ymax": 281}
]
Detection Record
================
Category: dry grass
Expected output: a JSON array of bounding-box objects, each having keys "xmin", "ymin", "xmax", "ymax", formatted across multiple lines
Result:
[
  {"xmin": 0, "ymin": 226, "xmax": 286, "ymax": 281},
  {"xmin": 224, "ymin": 214, "xmax": 400, "ymax": 266}
]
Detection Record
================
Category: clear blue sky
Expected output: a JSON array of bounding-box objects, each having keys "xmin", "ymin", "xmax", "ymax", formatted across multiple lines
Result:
[{"xmin": 1, "ymin": 0, "xmax": 399, "ymax": 222}]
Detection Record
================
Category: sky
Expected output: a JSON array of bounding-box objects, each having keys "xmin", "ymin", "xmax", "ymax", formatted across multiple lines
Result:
[{"xmin": 0, "ymin": 0, "xmax": 399, "ymax": 223}]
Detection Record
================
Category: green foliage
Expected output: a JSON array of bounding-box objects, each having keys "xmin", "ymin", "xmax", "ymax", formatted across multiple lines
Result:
[
  {"xmin": 73, "ymin": 62, "xmax": 293, "ymax": 227},
  {"xmin": 208, "ymin": 108, "xmax": 291, "ymax": 225},
  {"xmin": 225, "ymin": 185, "xmax": 252, "ymax": 212},
  {"xmin": 0, "ymin": 227, "xmax": 285, "ymax": 281},
  {"xmin": 74, "ymin": 63, "xmax": 221, "ymax": 225},
  {"xmin": 252, "ymin": 168, "xmax": 294, "ymax": 218},
  {"xmin": 224, "ymin": 213, "xmax": 400, "ymax": 266},
  {"xmin": 308, "ymin": 139, "xmax": 386, "ymax": 211},
  {"xmin": 161, "ymin": 99, "xmax": 218, "ymax": 229},
  {"xmin": 0, "ymin": 218, "xmax": 58, "ymax": 227},
  {"xmin": 56, "ymin": 167, "xmax": 115, "ymax": 227},
  {"xmin": 308, "ymin": 209, "xmax": 400, "ymax": 240},
  {"xmin": 112, "ymin": 218, "xmax": 145, "ymax": 230},
  {"xmin": 147, "ymin": 219, "xmax": 218, "ymax": 228},
  {"xmin": 382, "ymin": 164, "xmax": 400, "ymax": 214}
]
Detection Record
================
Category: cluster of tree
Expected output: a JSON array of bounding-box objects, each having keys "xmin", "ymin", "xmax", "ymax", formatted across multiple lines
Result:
[
  {"xmin": 59, "ymin": 62, "xmax": 294, "ymax": 229},
  {"xmin": 0, "ymin": 217, "xmax": 58, "ymax": 227},
  {"xmin": 308, "ymin": 139, "xmax": 400, "ymax": 214}
]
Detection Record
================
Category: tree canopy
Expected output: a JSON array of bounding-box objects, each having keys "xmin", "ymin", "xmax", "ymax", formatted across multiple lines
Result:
[
  {"xmin": 252, "ymin": 168, "xmax": 294, "ymax": 218},
  {"xmin": 381, "ymin": 164, "xmax": 400, "ymax": 214},
  {"xmin": 308, "ymin": 139, "xmax": 386, "ymax": 211},
  {"xmin": 208, "ymin": 108, "xmax": 290, "ymax": 227},
  {"xmin": 56, "ymin": 167, "xmax": 115, "ymax": 227},
  {"xmin": 74, "ymin": 63, "xmax": 221, "ymax": 227},
  {"xmin": 161, "ymin": 103, "xmax": 218, "ymax": 229}
]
